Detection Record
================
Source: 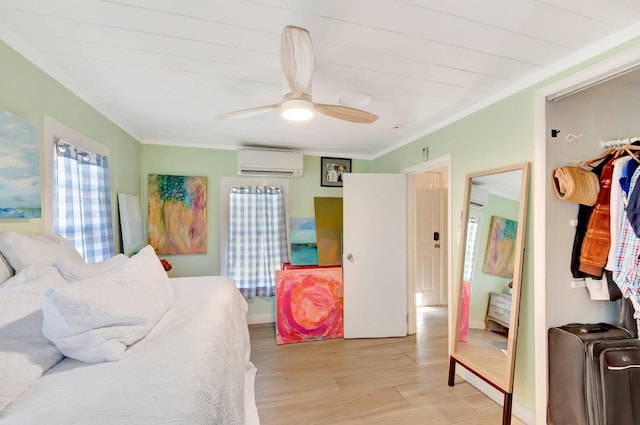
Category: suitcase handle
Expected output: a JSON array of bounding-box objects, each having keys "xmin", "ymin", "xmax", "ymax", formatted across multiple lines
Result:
[{"xmin": 579, "ymin": 324, "xmax": 608, "ymax": 333}]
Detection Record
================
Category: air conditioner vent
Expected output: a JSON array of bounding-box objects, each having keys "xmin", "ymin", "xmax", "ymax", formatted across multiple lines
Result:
[
  {"xmin": 470, "ymin": 186, "xmax": 489, "ymax": 208},
  {"xmin": 237, "ymin": 148, "xmax": 303, "ymax": 177}
]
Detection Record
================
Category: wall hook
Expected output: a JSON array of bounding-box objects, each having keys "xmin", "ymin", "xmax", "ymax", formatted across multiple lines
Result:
[{"xmin": 566, "ymin": 133, "xmax": 583, "ymax": 143}]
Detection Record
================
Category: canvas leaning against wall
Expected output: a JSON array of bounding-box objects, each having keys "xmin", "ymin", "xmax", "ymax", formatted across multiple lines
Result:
[
  {"xmin": 118, "ymin": 193, "xmax": 144, "ymax": 257},
  {"xmin": 148, "ymin": 174, "xmax": 207, "ymax": 254},
  {"xmin": 275, "ymin": 267, "xmax": 344, "ymax": 344},
  {"xmin": 0, "ymin": 109, "xmax": 41, "ymax": 218}
]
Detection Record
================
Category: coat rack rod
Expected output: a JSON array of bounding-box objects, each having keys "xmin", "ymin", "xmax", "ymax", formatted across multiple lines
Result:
[{"xmin": 599, "ymin": 137, "xmax": 640, "ymax": 149}]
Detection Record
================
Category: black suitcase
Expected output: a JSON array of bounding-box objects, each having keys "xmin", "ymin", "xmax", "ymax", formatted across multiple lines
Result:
[
  {"xmin": 599, "ymin": 346, "xmax": 640, "ymax": 425},
  {"xmin": 548, "ymin": 323, "xmax": 632, "ymax": 425},
  {"xmin": 585, "ymin": 338, "xmax": 640, "ymax": 424}
]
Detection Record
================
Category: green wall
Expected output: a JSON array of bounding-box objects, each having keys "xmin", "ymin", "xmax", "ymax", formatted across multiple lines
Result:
[
  {"xmin": 370, "ymin": 35, "xmax": 640, "ymax": 414},
  {"xmin": 141, "ymin": 145, "xmax": 370, "ymax": 316},
  {"xmin": 0, "ymin": 40, "xmax": 141, "ymax": 247},
  {"xmin": 372, "ymin": 88, "xmax": 536, "ymax": 413}
]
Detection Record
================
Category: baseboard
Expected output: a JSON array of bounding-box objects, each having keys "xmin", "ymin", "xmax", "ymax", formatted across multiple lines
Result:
[
  {"xmin": 469, "ymin": 321, "xmax": 485, "ymax": 329},
  {"xmin": 456, "ymin": 366, "xmax": 535, "ymax": 425},
  {"xmin": 247, "ymin": 314, "xmax": 275, "ymax": 325}
]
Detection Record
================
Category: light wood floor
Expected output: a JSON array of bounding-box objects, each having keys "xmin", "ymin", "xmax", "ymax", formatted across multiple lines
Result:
[{"xmin": 249, "ymin": 307, "xmax": 525, "ymax": 425}]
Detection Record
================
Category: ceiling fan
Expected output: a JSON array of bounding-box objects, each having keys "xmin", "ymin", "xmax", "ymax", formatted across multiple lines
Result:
[{"xmin": 215, "ymin": 25, "xmax": 378, "ymax": 124}]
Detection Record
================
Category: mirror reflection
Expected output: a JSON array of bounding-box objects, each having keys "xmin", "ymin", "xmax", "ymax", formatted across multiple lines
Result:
[{"xmin": 450, "ymin": 162, "xmax": 530, "ymax": 411}]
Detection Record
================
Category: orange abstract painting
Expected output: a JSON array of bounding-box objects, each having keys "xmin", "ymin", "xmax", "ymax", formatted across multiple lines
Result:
[
  {"xmin": 275, "ymin": 267, "xmax": 343, "ymax": 344},
  {"xmin": 148, "ymin": 174, "xmax": 207, "ymax": 254}
]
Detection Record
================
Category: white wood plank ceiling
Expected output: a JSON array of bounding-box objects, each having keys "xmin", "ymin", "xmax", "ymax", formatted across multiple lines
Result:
[{"xmin": 1, "ymin": 0, "xmax": 640, "ymax": 157}]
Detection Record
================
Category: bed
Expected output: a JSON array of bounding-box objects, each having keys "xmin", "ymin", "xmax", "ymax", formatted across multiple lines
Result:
[{"xmin": 0, "ymin": 232, "xmax": 259, "ymax": 425}]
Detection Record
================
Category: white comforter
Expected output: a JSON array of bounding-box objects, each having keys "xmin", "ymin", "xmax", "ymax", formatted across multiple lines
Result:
[{"xmin": 0, "ymin": 276, "xmax": 259, "ymax": 425}]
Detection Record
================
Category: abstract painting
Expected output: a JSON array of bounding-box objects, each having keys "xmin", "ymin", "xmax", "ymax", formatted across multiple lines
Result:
[
  {"xmin": 148, "ymin": 174, "xmax": 207, "ymax": 254},
  {"xmin": 314, "ymin": 197, "xmax": 343, "ymax": 266},
  {"xmin": 290, "ymin": 217, "xmax": 318, "ymax": 266},
  {"xmin": 0, "ymin": 109, "xmax": 40, "ymax": 218},
  {"xmin": 118, "ymin": 193, "xmax": 144, "ymax": 257},
  {"xmin": 482, "ymin": 215, "xmax": 517, "ymax": 277},
  {"xmin": 275, "ymin": 267, "xmax": 343, "ymax": 344}
]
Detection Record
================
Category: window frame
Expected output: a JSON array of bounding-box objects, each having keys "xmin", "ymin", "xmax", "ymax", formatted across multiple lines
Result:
[{"xmin": 43, "ymin": 116, "xmax": 113, "ymax": 244}]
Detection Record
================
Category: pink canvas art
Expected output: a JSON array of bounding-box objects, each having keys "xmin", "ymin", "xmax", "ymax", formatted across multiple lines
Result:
[{"xmin": 275, "ymin": 267, "xmax": 343, "ymax": 344}]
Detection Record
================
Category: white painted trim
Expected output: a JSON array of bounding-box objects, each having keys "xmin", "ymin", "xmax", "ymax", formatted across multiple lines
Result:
[
  {"xmin": 143, "ymin": 139, "xmax": 374, "ymax": 161},
  {"xmin": 247, "ymin": 314, "xmax": 275, "ymax": 325},
  {"xmin": 469, "ymin": 321, "xmax": 485, "ymax": 330},
  {"xmin": 402, "ymin": 154, "xmax": 452, "ymax": 339},
  {"xmin": 533, "ymin": 42, "xmax": 640, "ymax": 425},
  {"xmin": 456, "ymin": 367, "xmax": 534, "ymax": 425}
]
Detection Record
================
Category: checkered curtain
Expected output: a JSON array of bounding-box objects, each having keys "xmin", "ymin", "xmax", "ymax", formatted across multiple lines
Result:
[
  {"xmin": 227, "ymin": 186, "xmax": 288, "ymax": 298},
  {"xmin": 53, "ymin": 138, "xmax": 115, "ymax": 263}
]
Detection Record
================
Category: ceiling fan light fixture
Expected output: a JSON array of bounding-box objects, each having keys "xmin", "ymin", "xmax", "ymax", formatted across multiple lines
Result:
[{"xmin": 281, "ymin": 99, "xmax": 314, "ymax": 121}]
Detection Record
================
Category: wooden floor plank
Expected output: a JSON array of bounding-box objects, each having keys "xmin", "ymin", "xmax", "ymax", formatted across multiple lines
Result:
[{"xmin": 249, "ymin": 306, "xmax": 524, "ymax": 424}]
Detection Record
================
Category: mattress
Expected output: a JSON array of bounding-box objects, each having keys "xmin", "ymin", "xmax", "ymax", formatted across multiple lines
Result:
[{"xmin": 0, "ymin": 276, "xmax": 259, "ymax": 425}]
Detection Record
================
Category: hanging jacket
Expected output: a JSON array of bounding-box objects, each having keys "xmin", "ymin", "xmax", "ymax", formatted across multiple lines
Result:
[
  {"xmin": 579, "ymin": 157, "xmax": 616, "ymax": 277},
  {"xmin": 571, "ymin": 154, "xmax": 614, "ymax": 278}
]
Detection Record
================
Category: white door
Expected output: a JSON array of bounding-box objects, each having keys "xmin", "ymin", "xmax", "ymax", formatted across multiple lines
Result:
[
  {"xmin": 342, "ymin": 173, "xmax": 407, "ymax": 338},
  {"xmin": 415, "ymin": 173, "xmax": 442, "ymax": 306}
]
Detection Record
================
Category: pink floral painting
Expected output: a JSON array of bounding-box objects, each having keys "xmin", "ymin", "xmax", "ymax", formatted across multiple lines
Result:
[
  {"xmin": 148, "ymin": 174, "xmax": 207, "ymax": 254},
  {"xmin": 275, "ymin": 267, "xmax": 343, "ymax": 344}
]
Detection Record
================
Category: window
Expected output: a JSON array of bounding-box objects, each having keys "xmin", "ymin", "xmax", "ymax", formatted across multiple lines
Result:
[
  {"xmin": 44, "ymin": 117, "xmax": 115, "ymax": 263},
  {"xmin": 463, "ymin": 215, "xmax": 480, "ymax": 283},
  {"xmin": 220, "ymin": 177, "xmax": 290, "ymax": 299}
]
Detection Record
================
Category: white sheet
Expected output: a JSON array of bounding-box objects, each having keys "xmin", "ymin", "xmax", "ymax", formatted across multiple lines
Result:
[
  {"xmin": 0, "ymin": 266, "xmax": 67, "ymax": 412},
  {"xmin": 0, "ymin": 276, "xmax": 260, "ymax": 425}
]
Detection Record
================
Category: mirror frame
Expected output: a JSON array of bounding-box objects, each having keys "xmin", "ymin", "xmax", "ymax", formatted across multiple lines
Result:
[{"xmin": 449, "ymin": 162, "xmax": 530, "ymax": 399}]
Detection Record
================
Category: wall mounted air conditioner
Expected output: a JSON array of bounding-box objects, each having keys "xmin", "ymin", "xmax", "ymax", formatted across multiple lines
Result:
[
  {"xmin": 470, "ymin": 185, "xmax": 489, "ymax": 208},
  {"xmin": 237, "ymin": 148, "xmax": 303, "ymax": 177}
]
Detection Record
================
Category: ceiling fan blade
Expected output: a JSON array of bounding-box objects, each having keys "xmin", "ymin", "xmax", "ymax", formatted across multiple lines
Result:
[
  {"xmin": 214, "ymin": 103, "xmax": 280, "ymax": 120},
  {"xmin": 280, "ymin": 25, "xmax": 314, "ymax": 97},
  {"xmin": 314, "ymin": 103, "xmax": 378, "ymax": 124}
]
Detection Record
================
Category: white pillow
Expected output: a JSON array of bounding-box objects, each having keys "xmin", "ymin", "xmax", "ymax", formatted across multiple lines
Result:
[
  {"xmin": 42, "ymin": 245, "xmax": 174, "ymax": 363},
  {"xmin": 54, "ymin": 254, "xmax": 130, "ymax": 281},
  {"xmin": 0, "ymin": 265, "xmax": 66, "ymax": 412},
  {"xmin": 0, "ymin": 232, "xmax": 84, "ymax": 273},
  {"xmin": 0, "ymin": 253, "xmax": 14, "ymax": 285}
]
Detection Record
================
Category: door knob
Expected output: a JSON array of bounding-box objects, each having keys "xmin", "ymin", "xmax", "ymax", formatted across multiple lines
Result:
[{"xmin": 346, "ymin": 253, "xmax": 353, "ymax": 261}]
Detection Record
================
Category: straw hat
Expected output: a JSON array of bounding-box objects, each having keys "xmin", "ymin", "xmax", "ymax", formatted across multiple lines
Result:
[{"xmin": 552, "ymin": 166, "xmax": 600, "ymax": 206}]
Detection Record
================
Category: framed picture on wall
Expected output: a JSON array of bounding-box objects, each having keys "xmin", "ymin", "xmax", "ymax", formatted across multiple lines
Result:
[{"xmin": 321, "ymin": 157, "xmax": 352, "ymax": 187}]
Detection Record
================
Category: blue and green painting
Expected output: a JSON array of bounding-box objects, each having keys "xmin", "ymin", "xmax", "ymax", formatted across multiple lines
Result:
[
  {"xmin": 0, "ymin": 109, "xmax": 40, "ymax": 218},
  {"xmin": 290, "ymin": 217, "xmax": 318, "ymax": 265}
]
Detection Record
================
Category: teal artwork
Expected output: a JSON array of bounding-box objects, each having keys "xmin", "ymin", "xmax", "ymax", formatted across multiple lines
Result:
[
  {"xmin": 290, "ymin": 218, "xmax": 318, "ymax": 265},
  {"xmin": 0, "ymin": 109, "xmax": 40, "ymax": 218}
]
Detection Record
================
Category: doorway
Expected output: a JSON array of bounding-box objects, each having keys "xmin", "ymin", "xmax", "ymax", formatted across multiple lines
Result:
[{"xmin": 404, "ymin": 155, "xmax": 452, "ymax": 336}]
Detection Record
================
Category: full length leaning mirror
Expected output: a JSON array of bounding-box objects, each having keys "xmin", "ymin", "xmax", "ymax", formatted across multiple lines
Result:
[{"xmin": 448, "ymin": 162, "xmax": 530, "ymax": 425}]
